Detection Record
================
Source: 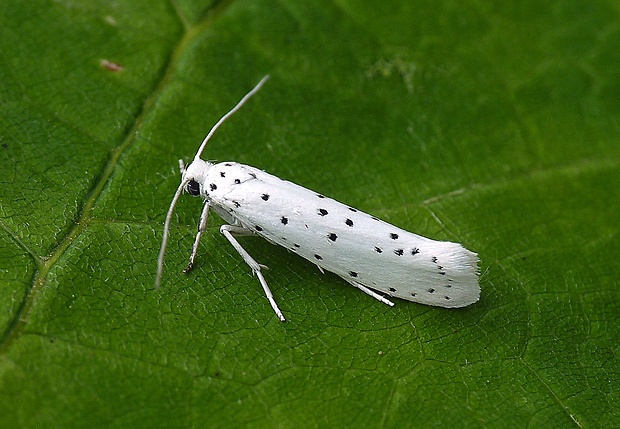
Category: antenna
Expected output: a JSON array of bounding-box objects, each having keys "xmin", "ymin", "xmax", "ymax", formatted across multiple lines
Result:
[
  {"xmin": 194, "ymin": 75, "xmax": 270, "ymax": 160},
  {"xmin": 155, "ymin": 75, "xmax": 270, "ymax": 288},
  {"xmin": 155, "ymin": 178, "xmax": 188, "ymax": 288}
]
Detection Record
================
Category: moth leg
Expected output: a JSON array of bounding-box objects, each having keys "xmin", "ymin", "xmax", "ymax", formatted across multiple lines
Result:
[
  {"xmin": 345, "ymin": 280, "xmax": 395, "ymax": 307},
  {"xmin": 220, "ymin": 225, "xmax": 286, "ymax": 322},
  {"xmin": 184, "ymin": 201, "xmax": 210, "ymax": 274}
]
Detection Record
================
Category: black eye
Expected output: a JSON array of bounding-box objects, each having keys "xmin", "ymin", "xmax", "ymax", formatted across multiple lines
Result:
[{"xmin": 186, "ymin": 180, "xmax": 200, "ymax": 196}]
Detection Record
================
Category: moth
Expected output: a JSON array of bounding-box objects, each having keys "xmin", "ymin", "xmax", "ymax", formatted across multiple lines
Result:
[{"xmin": 156, "ymin": 76, "xmax": 480, "ymax": 321}]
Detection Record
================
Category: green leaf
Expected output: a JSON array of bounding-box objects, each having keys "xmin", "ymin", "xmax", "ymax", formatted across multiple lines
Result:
[{"xmin": 1, "ymin": 0, "xmax": 619, "ymax": 427}]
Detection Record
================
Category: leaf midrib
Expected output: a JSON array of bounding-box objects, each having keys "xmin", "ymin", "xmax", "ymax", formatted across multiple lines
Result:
[{"xmin": 0, "ymin": 2, "xmax": 232, "ymax": 357}]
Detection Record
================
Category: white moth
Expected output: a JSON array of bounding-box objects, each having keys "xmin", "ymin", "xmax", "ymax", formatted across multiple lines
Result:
[{"xmin": 156, "ymin": 76, "xmax": 480, "ymax": 322}]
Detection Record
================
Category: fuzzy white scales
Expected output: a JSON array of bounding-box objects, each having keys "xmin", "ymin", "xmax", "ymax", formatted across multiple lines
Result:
[{"xmin": 156, "ymin": 76, "xmax": 480, "ymax": 322}]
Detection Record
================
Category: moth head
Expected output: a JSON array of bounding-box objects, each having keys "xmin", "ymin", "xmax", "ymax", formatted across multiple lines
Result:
[
  {"xmin": 181, "ymin": 158, "xmax": 210, "ymax": 197},
  {"xmin": 156, "ymin": 75, "xmax": 269, "ymax": 289}
]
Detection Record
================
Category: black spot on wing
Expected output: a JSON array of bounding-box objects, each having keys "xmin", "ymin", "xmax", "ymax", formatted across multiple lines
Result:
[
  {"xmin": 209, "ymin": 183, "xmax": 217, "ymax": 191},
  {"xmin": 281, "ymin": 216, "xmax": 288, "ymax": 225},
  {"xmin": 261, "ymin": 193, "xmax": 270, "ymax": 201},
  {"xmin": 390, "ymin": 233, "xmax": 399, "ymax": 240},
  {"xmin": 394, "ymin": 249, "xmax": 404, "ymax": 256},
  {"xmin": 328, "ymin": 233, "xmax": 338, "ymax": 242},
  {"xmin": 318, "ymin": 208, "xmax": 328, "ymax": 216},
  {"xmin": 345, "ymin": 219, "xmax": 353, "ymax": 227},
  {"xmin": 314, "ymin": 254, "xmax": 323, "ymax": 260},
  {"xmin": 374, "ymin": 246, "xmax": 383, "ymax": 253},
  {"xmin": 349, "ymin": 271, "xmax": 358, "ymax": 277}
]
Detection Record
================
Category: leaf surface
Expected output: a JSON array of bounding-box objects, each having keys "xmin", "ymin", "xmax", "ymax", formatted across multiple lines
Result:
[{"xmin": 1, "ymin": 0, "xmax": 619, "ymax": 427}]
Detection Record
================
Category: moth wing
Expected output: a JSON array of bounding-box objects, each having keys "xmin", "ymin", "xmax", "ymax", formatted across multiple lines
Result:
[{"xmin": 209, "ymin": 163, "xmax": 480, "ymax": 308}]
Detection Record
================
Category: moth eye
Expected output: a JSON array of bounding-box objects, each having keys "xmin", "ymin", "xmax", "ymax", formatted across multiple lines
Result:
[{"xmin": 187, "ymin": 179, "xmax": 200, "ymax": 196}]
